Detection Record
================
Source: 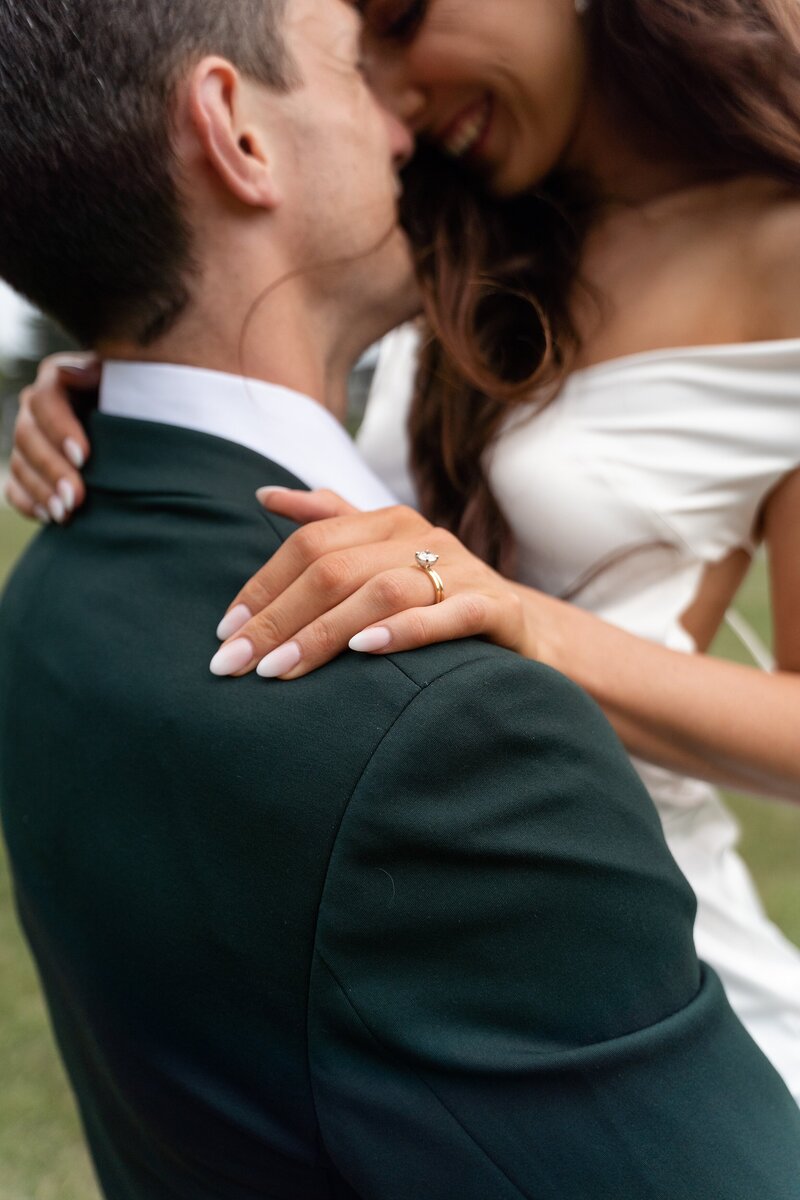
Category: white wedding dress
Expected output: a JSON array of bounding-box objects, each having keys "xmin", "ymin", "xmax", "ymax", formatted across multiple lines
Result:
[{"xmin": 358, "ymin": 324, "xmax": 800, "ymax": 1101}]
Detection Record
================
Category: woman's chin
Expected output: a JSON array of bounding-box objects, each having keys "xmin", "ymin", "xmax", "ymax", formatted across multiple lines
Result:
[
  {"xmin": 475, "ymin": 141, "xmax": 551, "ymax": 199},
  {"xmin": 482, "ymin": 162, "xmax": 540, "ymax": 200}
]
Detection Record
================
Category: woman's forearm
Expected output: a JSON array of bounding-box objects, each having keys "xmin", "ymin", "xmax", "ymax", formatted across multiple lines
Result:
[{"xmin": 523, "ymin": 589, "xmax": 800, "ymax": 803}]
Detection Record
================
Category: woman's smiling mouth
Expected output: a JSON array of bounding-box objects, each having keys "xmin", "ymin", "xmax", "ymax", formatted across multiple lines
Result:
[{"xmin": 439, "ymin": 94, "xmax": 493, "ymax": 161}]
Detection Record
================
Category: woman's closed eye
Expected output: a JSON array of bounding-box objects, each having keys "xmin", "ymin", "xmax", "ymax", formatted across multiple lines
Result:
[{"xmin": 357, "ymin": 0, "xmax": 428, "ymax": 42}]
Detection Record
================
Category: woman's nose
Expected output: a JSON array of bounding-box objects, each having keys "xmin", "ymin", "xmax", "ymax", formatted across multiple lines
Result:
[
  {"xmin": 366, "ymin": 50, "xmax": 427, "ymax": 130},
  {"xmin": 393, "ymin": 82, "xmax": 426, "ymax": 128}
]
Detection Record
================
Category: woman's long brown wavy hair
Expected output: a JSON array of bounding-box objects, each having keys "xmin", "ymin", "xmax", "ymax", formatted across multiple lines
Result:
[{"xmin": 399, "ymin": 0, "xmax": 800, "ymax": 574}]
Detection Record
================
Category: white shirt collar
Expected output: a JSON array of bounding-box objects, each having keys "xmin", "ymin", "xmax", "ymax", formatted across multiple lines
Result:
[{"xmin": 99, "ymin": 360, "xmax": 398, "ymax": 511}]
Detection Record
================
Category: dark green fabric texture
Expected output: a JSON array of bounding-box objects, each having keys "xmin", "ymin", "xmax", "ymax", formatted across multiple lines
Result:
[{"xmin": 0, "ymin": 412, "xmax": 798, "ymax": 1200}]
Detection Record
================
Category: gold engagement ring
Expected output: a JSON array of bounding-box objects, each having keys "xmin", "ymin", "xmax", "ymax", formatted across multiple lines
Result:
[{"xmin": 414, "ymin": 550, "xmax": 445, "ymax": 605}]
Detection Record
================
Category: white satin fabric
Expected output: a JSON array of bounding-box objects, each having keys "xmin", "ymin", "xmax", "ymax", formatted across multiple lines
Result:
[{"xmin": 358, "ymin": 326, "xmax": 800, "ymax": 1100}]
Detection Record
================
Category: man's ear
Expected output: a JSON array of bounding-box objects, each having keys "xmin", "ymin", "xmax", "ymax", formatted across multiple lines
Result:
[{"xmin": 188, "ymin": 57, "xmax": 281, "ymax": 210}]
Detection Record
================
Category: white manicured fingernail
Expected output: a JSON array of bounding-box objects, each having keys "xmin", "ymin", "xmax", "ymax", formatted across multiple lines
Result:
[
  {"xmin": 256, "ymin": 641, "xmax": 302, "ymax": 679},
  {"xmin": 256, "ymin": 486, "xmax": 290, "ymax": 505},
  {"xmin": 34, "ymin": 505, "xmax": 51, "ymax": 525},
  {"xmin": 349, "ymin": 627, "xmax": 392, "ymax": 653},
  {"xmin": 209, "ymin": 638, "xmax": 255, "ymax": 677},
  {"xmin": 57, "ymin": 479, "xmax": 75, "ymax": 512},
  {"xmin": 59, "ymin": 358, "xmax": 97, "ymax": 375},
  {"xmin": 216, "ymin": 604, "xmax": 252, "ymax": 641},
  {"xmin": 64, "ymin": 438, "xmax": 86, "ymax": 469},
  {"xmin": 48, "ymin": 495, "xmax": 66, "ymax": 524}
]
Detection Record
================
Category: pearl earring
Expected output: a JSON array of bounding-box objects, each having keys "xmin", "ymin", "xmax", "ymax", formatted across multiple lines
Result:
[{"xmin": 575, "ymin": 0, "xmax": 590, "ymax": 13}]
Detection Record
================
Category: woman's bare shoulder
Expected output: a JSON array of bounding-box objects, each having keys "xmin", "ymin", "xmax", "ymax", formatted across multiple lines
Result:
[{"xmin": 742, "ymin": 187, "xmax": 800, "ymax": 340}]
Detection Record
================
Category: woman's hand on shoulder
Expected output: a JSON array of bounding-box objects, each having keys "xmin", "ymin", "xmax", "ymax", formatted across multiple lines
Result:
[
  {"xmin": 5, "ymin": 352, "xmax": 98, "ymax": 523},
  {"xmin": 210, "ymin": 487, "xmax": 530, "ymax": 680}
]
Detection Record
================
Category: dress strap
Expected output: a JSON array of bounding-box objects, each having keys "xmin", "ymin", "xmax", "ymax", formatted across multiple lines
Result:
[{"xmin": 723, "ymin": 609, "xmax": 774, "ymax": 671}]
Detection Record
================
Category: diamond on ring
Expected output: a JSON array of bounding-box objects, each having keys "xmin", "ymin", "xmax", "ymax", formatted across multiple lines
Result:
[{"xmin": 414, "ymin": 550, "xmax": 445, "ymax": 604}]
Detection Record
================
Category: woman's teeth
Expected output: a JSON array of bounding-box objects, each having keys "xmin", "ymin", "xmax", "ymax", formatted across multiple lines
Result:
[{"xmin": 443, "ymin": 98, "xmax": 491, "ymax": 160}]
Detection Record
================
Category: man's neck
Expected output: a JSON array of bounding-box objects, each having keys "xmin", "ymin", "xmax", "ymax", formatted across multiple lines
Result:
[
  {"xmin": 99, "ymin": 281, "xmax": 364, "ymax": 424},
  {"xmin": 104, "ymin": 342, "xmax": 349, "ymax": 424}
]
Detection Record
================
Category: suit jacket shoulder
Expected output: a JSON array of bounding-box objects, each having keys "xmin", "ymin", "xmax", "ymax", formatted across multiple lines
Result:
[{"xmin": 309, "ymin": 650, "xmax": 800, "ymax": 1199}]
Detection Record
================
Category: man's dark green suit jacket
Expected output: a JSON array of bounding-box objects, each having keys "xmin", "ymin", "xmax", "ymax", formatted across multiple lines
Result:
[{"xmin": 0, "ymin": 412, "xmax": 798, "ymax": 1199}]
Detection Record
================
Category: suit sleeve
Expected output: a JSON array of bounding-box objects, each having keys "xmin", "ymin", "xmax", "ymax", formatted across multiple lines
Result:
[{"xmin": 308, "ymin": 654, "xmax": 800, "ymax": 1200}]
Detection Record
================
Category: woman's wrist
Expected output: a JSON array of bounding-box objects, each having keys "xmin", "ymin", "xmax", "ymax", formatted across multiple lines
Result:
[{"xmin": 511, "ymin": 585, "xmax": 570, "ymax": 673}]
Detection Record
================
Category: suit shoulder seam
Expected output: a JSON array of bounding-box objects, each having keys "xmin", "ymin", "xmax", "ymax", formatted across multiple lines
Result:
[{"xmin": 383, "ymin": 645, "xmax": 532, "ymax": 691}]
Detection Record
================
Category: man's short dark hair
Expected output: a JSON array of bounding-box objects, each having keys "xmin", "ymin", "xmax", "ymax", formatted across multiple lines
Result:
[{"xmin": 0, "ymin": 0, "xmax": 295, "ymax": 346}]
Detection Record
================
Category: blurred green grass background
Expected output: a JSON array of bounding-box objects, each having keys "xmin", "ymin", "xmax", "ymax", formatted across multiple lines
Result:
[{"xmin": 0, "ymin": 505, "xmax": 798, "ymax": 1198}]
